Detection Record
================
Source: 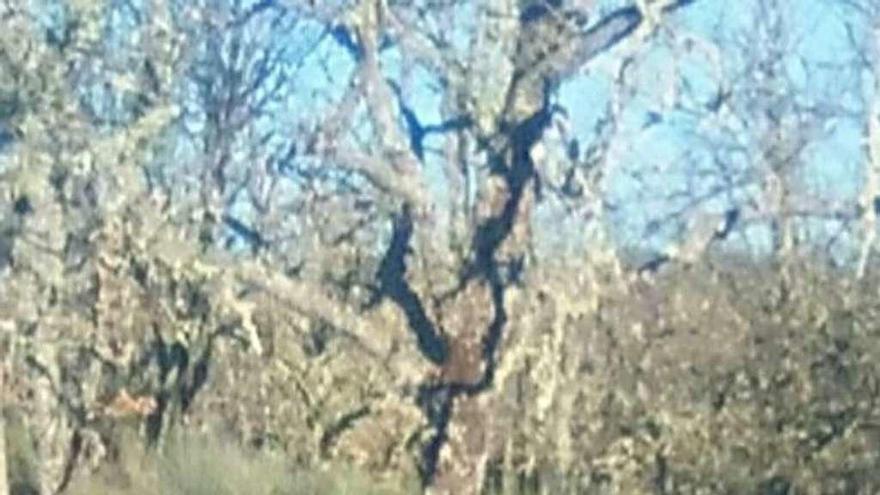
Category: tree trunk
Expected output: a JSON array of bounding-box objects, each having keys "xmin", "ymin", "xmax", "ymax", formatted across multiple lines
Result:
[
  {"xmin": 0, "ymin": 366, "xmax": 8, "ymax": 495},
  {"xmin": 430, "ymin": 123, "xmax": 538, "ymax": 495},
  {"xmin": 431, "ymin": 391, "xmax": 496, "ymax": 495},
  {"xmin": 419, "ymin": 1, "xmax": 699, "ymax": 490}
]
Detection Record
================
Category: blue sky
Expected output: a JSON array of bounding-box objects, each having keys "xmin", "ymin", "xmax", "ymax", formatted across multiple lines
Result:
[
  {"xmin": 10, "ymin": 0, "xmax": 872, "ymax": 265},
  {"xmin": 552, "ymin": 0, "xmax": 869, "ymax": 260},
  {"xmin": 280, "ymin": 0, "xmax": 873, "ymax": 263}
]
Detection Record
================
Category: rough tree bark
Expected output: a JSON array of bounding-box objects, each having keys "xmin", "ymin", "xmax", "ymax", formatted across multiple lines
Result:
[
  {"xmin": 0, "ymin": 366, "xmax": 7, "ymax": 495},
  {"xmin": 377, "ymin": 1, "xmax": 700, "ymax": 492}
]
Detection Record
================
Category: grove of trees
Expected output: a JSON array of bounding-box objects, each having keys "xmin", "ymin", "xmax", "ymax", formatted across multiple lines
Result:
[{"xmin": 3, "ymin": 0, "xmax": 880, "ymax": 494}]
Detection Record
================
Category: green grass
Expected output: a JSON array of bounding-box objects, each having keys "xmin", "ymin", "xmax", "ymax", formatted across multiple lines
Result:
[
  {"xmin": 4, "ymin": 408, "xmax": 40, "ymax": 495},
  {"xmin": 65, "ymin": 429, "xmax": 417, "ymax": 495}
]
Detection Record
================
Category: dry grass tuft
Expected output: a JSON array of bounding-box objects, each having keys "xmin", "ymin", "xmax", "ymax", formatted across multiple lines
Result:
[{"xmin": 65, "ymin": 428, "xmax": 417, "ymax": 495}]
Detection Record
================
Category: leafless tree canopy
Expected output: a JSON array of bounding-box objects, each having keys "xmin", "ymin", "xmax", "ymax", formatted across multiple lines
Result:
[{"xmin": 3, "ymin": 1, "xmax": 880, "ymax": 494}]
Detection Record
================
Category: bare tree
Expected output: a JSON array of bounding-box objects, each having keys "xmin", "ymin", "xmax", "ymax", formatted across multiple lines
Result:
[
  {"xmin": 270, "ymin": 0, "xmax": 705, "ymax": 491},
  {"xmin": 834, "ymin": 0, "xmax": 880, "ymax": 277},
  {"xmin": 25, "ymin": 0, "xmax": 880, "ymax": 493}
]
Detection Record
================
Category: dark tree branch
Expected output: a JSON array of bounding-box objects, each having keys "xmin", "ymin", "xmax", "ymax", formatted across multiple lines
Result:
[
  {"xmin": 221, "ymin": 214, "xmax": 266, "ymax": 253},
  {"xmin": 388, "ymin": 80, "xmax": 472, "ymax": 161},
  {"xmin": 375, "ymin": 206, "xmax": 447, "ymax": 365}
]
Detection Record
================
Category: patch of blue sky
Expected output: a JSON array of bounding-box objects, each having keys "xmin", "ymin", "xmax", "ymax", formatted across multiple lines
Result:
[
  {"xmin": 291, "ymin": 29, "xmax": 356, "ymax": 114},
  {"xmin": 608, "ymin": 1, "xmax": 866, "ymax": 257},
  {"xmin": 449, "ymin": 2, "xmax": 480, "ymax": 55},
  {"xmin": 802, "ymin": 118, "xmax": 864, "ymax": 200},
  {"xmin": 559, "ymin": 74, "xmax": 613, "ymax": 141}
]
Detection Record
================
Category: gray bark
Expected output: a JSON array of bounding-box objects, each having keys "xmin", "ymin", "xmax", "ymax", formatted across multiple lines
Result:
[{"xmin": 0, "ymin": 367, "xmax": 8, "ymax": 495}]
